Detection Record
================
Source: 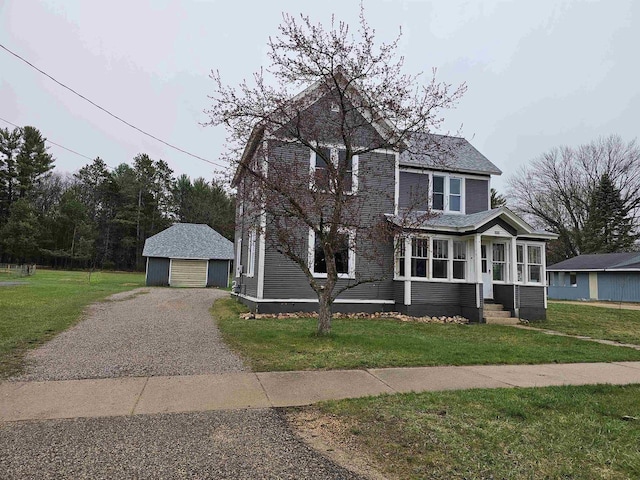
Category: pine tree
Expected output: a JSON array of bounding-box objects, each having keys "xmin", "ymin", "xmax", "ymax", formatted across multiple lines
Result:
[
  {"xmin": 15, "ymin": 126, "xmax": 54, "ymax": 199},
  {"xmin": 583, "ymin": 173, "xmax": 638, "ymax": 253}
]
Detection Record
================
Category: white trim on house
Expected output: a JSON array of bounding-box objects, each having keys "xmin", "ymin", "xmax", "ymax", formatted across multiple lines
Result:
[
  {"xmin": 246, "ymin": 229, "xmax": 256, "ymax": 278},
  {"xmin": 234, "ymin": 293, "xmax": 394, "ymax": 304},
  {"xmin": 394, "ymin": 234, "xmax": 472, "ymax": 283},
  {"xmin": 394, "ymin": 152, "xmax": 400, "ymax": 216},
  {"xmin": 235, "ymin": 238, "xmax": 243, "ymax": 278},
  {"xmin": 257, "ymin": 213, "xmax": 267, "ymax": 299},
  {"xmin": 168, "ymin": 258, "xmax": 173, "ymax": 285},
  {"xmin": 309, "ymin": 147, "xmax": 359, "ymax": 194}
]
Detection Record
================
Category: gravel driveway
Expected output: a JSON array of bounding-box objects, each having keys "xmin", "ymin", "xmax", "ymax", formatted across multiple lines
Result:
[
  {"xmin": 0, "ymin": 409, "xmax": 363, "ymax": 479},
  {"xmin": 13, "ymin": 288, "xmax": 246, "ymax": 381}
]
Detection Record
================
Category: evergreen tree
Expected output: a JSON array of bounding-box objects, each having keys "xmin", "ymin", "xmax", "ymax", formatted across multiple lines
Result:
[
  {"xmin": 0, "ymin": 199, "xmax": 41, "ymax": 262},
  {"xmin": 583, "ymin": 173, "xmax": 638, "ymax": 253},
  {"xmin": 490, "ymin": 188, "xmax": 507, "ymax": 208},
  {"xmin": 16, "ymin": 126, "xmax": 54, "ymax": 199},
  {"xmin": 0, "ymin": 127, "xmax": 21, "ymax": 226}
]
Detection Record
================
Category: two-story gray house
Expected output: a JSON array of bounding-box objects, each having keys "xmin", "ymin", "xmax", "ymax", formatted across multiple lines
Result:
[{"xmin": 231, "ymin": 79, "xmax": 555, "ymax": 321}]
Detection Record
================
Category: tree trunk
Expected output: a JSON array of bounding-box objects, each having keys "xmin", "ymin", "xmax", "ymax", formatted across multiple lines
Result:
[{"xmin": 317, "ymin": 290, "xmax": 333, "ymax": 335}]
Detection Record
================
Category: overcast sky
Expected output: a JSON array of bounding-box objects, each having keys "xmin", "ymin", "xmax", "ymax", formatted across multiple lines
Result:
[{"xmin": 1, "ymin": 0, "xmax": 637, "ymax": 193}]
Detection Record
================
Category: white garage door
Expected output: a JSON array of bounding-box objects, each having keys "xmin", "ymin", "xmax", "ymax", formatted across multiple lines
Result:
[{"xmin": 170, "ymin": 259, "xmax": 207, "ymax": 287}]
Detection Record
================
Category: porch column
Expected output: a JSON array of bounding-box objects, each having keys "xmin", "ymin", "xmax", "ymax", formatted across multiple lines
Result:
[
  {"xmin": 474, "ymin": 234, "xmax": 482, "ymax": 283},
  {"xmin": 510, "ymin": 236, "xmax": 517, "ymax": 284},
  {"xmin": 474, "ymin": 234, "xmax": 482, "ymax": 308},
  {"xmin": 404, "ymin": 236, "xmax": 412, "ymax": 306}
]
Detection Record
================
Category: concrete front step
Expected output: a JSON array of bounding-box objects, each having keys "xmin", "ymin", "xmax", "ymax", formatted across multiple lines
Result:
[
  {"xmin": 484, "ymin": 317, "xmax": 521, "ymax": 325},
  {"xmin": 483, "ymin": 303, "xmax": 505, "ymax": 311},
  {"xmin": 484, "ymin": 310, "xmax": 512, "ymax": 318}
]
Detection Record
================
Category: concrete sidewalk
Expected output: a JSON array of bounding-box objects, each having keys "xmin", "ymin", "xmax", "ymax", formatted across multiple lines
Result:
[{"xmin": 3, "ymin": 362, "xmax": 640, "ymax": 422}]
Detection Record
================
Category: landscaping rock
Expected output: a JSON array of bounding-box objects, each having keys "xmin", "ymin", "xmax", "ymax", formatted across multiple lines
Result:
[{"xmin": 239, "ymin": 311, "xmax": 469, "ymax": 324}]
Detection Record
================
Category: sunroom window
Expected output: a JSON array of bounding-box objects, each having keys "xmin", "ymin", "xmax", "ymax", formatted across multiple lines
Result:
[
  {"xmin": 411, "ymin": 238, "xmax": 429, "ymax": 277},
  {"xmin": 528, "ymin": 245, "xmax": 542, "ymax": 283},
  {"xmin": 452, "ymin": 240, "xmax": 466, "ymax": 279},
  {"xmin": 432, "ymin": 239, "xmax": 449, "ymax": 279}
]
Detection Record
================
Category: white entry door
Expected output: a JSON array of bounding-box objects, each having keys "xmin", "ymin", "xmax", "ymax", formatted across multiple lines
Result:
[{"xmin": 481, "ymin": 243, "xmax": 493, "ymax": 299}]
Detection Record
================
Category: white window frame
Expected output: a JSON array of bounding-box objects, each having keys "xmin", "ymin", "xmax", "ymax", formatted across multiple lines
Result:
[
  {"xmin": 515, "ymin": 241, "xmax": 546, "ymax": 285},
  {"xmin": 394, "ymin": 235, "xmax": 406, "ymax": 278},
  {"xmin": 246, "ymin": 229, "xmax": 256, "ymax": 277},
  {"xmin": 235, "ymin": 238, "xmax": 242, "ymax": 278},
  {"xmin": 308, "ymin": 228, "xmax": 356, "ymax": 279},
  {"xmin": 431, "ymin": 174, "xmax": 465, "ymax": 214},
  {"xmin": 393, "ymin": 235, "xmax": 469, "ymax": 282},
  {"xmin": 309, "ymin": 147, "xmax": 359, "ymax": 194}
]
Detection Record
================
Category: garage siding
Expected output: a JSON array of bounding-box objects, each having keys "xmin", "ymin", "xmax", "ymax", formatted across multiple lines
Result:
[
  {"xmin": 207, "ymin": 260, "xmax": 230, "ymax": 288},
  {"xmin": 146, "ymin": 257, "xmax": 170, "ymax": 286},
  {"xmin": 170, "ymin": 259, "xmax": 208, "ymax": 287}
]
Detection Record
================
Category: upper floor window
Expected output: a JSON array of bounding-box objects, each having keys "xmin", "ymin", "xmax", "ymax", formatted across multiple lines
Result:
[
  {"xmin": 310, "ymin": 147, "xmax": 358, "ymax": 193},
  {"xmin": 432, "ymin": 174, "xmax": 463, "ymax": 213}
]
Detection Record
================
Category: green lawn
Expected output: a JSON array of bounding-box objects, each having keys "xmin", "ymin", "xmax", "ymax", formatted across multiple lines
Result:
[
  {"xmin": 544, "ymin": 302, "xmax": 640, "ymax": 345},
  {"xmin": 310, "ymin": 384, "xmax": 640, "ymax": 479},
  {"xmin": 0, "ymin": 269, "xmax": 145, "ymax": 378},
  {"xmin": 212, "ymin": 298, "xmax": 640, "ymax": 371}
]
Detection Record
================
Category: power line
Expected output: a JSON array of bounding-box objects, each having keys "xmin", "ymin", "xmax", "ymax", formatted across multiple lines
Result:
[
  {"xmin": 0, "ymin": 116, "xmax": 115, "ymax": 168},
  {"xmin": 0, "ymin": 42, "xmax": 226, "ymax": 170}
]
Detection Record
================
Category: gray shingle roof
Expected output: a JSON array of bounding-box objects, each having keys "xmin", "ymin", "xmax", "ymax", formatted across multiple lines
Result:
[
  {"xmin": 548, "ymin": 253, "xmax": 640, "ymax": 271},
  {"xmin": 400, "ymin": 133, "xmax": 502, "ymax": 176},
  {"xmin": 143, "ymin": 223, "xmax": 234, "ymax": 260},
  {"xmin": 386, "ymin": 207, "xmax": 556, "ymax": 239}
]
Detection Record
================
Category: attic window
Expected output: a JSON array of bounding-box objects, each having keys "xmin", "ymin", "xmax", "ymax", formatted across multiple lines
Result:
[{"xmin": 330, "ymin": 101, "xmax": 340, "ymax": 112}]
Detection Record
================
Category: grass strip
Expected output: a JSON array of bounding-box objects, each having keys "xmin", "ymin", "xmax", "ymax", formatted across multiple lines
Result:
[
  {"xmin": 213, "ymin": 298, "xmax": 640, "ymax": 371},
  {"xmin": 543, "ymin": 302, "xmax": 640, "ymax": 346},
  {"xmin": 309, "ymin": 384, "xmax": 640, "ymax": 479}
]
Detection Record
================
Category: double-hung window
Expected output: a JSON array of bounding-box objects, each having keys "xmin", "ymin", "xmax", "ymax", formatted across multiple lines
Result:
[
  {"xmin": 411, "ymin": 238, "xmax": 429, "ymax": 277},
  {"xmin": 396, "ymin": 238, "xmax": 406, "ymax": 277},
  {"xmin": 452, "ymin": 240, "xmax": 466, "ymax": 279},
  {"xmin": 432, "ymin": 239, "xmax": 449, "ymax": 279},
  {"xmin": 515, "ymin": 242, "xmax": 544, "ymax": 284},
  {"xmin": 246, "ymin": 229, "xmax": 256, "ymax": 277},
  {"xmin": 310, "ymin": 228, "xmax": 354, "ymax": 278},
  {"xmin": 311, "ymin": 147, "xmax": 357, "ymax": 193},
  {"xmin": 527, "ymin": 245, "xmax": 542, "ymax": 283},
  {"xmin": 431, "ymin": 174, "xmax": 463, "ymax": 213},
  {"xmin": 395, "ymin": 237, "xmax": 468, "ymax": 281}
]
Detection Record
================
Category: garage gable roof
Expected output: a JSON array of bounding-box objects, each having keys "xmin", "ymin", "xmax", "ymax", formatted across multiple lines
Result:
[{"xmin": 143, "ymin": 223, "xmax": 234, "ymax": 260}]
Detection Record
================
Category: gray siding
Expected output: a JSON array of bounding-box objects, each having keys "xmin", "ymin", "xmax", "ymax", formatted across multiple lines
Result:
[
  {"xmin": 207, "ymin": 260, "xmax": 230, "ymax": 288},
  {"xmin": 465, "ymin": 178, "xmax": 489, "ymax": 213},
  {"xmin": 399, "ymin": 171, "xmax": 429, "ymax": 210},
  {"xmin": 597, "ymin": 272, "xmax": 640, "ymax": 302},
  {"xmin": 518, "ymin": 285, "xmax": 546, "ymax": 307},
  {"xmin": 494, "ymin": 284, "xmax": 515, "ymax": 310},
  {"xmin": 262, "ymin": 148, "xmax": 396, "ymax": 302},
  {"xmin": 234, "ymin": 175, "xmax": 259, "ymax": 298},
  {"xmin": 263, "ymin": 243, "xmax": 394, "ymax": 301},
  {"xmin": 146, "ymin": 257, "xmax": 170, "ymax": 286},
  {"xmin": 411, "ymin": 282, "xmax": 477, "ymax": 306},
  {"xmin": 548, "ymin": 272, "xmax": 590, "ymax": 300}
]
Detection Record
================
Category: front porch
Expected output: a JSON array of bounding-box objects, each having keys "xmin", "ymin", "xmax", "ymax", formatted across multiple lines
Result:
[{"xmin": 390, "ymin": 207, "xmax": 555, "ymax": 321}]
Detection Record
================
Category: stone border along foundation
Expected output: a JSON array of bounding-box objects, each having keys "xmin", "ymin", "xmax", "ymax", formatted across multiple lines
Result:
[{"xmin": 239, "ymin": 311, "xmax": 470, "ymax": 324}]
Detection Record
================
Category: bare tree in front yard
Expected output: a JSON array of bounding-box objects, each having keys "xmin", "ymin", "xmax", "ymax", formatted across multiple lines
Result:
[{"xmin": 206, "ymin": 6, "xmax": 466, "ymax": 334}]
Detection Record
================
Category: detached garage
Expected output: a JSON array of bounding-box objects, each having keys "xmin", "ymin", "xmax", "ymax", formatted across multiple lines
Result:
[{"xmin": 142, "ymin": 223, "xmax": 234, "ymax": 288}]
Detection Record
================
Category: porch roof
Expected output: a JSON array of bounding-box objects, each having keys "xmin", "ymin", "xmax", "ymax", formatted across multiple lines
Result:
[{"xmin": 386, "ymin": 207, "xmax": 557, "ymax": 239}]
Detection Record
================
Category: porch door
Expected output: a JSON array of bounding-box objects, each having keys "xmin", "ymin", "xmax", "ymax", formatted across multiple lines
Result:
[{"xmin": 481, "ymin": 243, "xmax": 493, "ymax": 299}]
